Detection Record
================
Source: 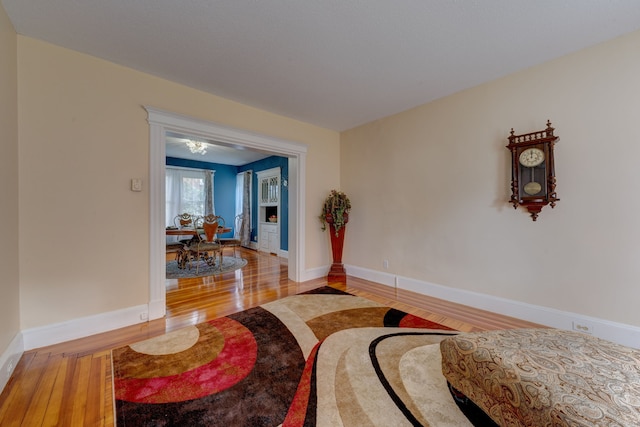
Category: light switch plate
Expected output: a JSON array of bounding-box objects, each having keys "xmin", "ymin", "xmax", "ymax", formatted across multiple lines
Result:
[{"xmin": 131, "ymin": 178, "xmax": 142, "ymax": 192}]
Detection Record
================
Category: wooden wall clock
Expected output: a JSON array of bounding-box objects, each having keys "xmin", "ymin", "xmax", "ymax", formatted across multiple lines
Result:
[{"xmin": 507, "ymin": 120, "xmax": 559, "ymax": 221}]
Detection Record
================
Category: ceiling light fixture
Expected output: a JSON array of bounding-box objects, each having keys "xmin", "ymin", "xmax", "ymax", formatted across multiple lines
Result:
[{"xmin": 186, "ymin": 140, "xmax": 207, "ymax": 155}]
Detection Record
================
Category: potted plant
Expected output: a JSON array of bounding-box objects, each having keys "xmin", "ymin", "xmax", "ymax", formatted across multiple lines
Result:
[
  {"xmin": 319, "ymin": 190, "xmax": 351, "ymax": 236},
  {"xmin": 319, "ymin": 190, "xmax": 351, "ymax": 281}
]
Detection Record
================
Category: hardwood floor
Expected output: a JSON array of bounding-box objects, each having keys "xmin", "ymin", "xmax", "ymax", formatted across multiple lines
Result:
[{"xmin": 0, "ymin": 247, "xmax": 540, "ymax": 426}]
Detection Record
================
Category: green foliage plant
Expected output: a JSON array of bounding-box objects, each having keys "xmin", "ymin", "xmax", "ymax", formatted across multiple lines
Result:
[{"xmin": 319, "ymin": 190, "xmax": 351, "ymax": 236}]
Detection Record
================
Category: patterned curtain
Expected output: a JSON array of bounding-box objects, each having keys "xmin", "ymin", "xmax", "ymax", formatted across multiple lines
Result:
[
  {"xmin": 236, "ymin": 171, "xmax": 252, "ymax": 246},
  {"xmin": 204, "ymin": 170, "xmax": 215, "ymax": 215}
]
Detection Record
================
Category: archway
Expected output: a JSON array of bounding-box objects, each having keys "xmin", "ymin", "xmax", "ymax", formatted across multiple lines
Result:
[{"xmin": 145, "ymin": 107, "xmax": 307, "ymax": 319}]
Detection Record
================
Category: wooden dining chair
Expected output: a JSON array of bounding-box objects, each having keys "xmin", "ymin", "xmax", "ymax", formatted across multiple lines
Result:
[
  {"xmin": 171, "ymin": 212, "xmax": 199, "ymax": 244},
  {"xmin": 218, "ymin": 214, "xmax": 243, "ymax": 258},
  {"xmin": 185, "ymin": 214, "xmax": 221, "ymax": 272},
  {"xmin": 174, "ymin": 212, "xmax": 195, "ymax": 229},
  {"xmin": 169, "ymin": 212, "xmax": 198, "ymax": 268}
]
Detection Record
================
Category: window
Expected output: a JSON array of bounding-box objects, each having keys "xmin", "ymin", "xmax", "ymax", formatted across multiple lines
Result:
[{"xmin": 166, "ymin": 167, "xmax": 214, "ymax": 226}]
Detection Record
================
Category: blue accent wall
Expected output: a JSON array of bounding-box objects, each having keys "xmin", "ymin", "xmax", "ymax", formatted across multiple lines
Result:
[
  {"xmin": 167, "ymin": 155, "xmax": 289, "ymax": 249},
  {"xmin": 238, "ymin": 156, "xmax": 289, "ymax": 251}
]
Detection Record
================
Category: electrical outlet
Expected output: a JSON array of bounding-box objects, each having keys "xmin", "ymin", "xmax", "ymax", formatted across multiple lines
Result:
[
  {"xmin": 7, "ymin": 360, "xmax": 14, "ymax": 375},
  {"xmin": 383, "ymin": 260, "xmax": 389, "ymax": 269},
  {"xmin": 140, "ymin": 312, "xmax": 149, "ymax": 321},
  {"xmin": 572, "ymin": 321, "xmax": 593, "ymax": 334}
]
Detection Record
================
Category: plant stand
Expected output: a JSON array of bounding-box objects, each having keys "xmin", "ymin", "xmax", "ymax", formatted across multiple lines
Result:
[{"xmin": 326, "ymin": 214, "xmax": 348, "ymax": 282}]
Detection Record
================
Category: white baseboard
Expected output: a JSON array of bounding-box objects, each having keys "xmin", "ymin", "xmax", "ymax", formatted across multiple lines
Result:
[
  {"xmin": 346, "ymin": 264, "xmax": 640, "ymax": 348},
  {"xmin": 22, "ymin": 303, "xmax": 150, "ymax": 351},
  {"xmin": 302, "ymin": 265, "xmax": 328, "ymax": 282},
  {"xmin": 16, "ymin": 259, "xmax": 318, "ymax": 350},
  {"xmin": 0, "ymin": 332, "xmax": 24, "ymax": 395},
  {"xmin": 17, "ymin": 262, "xmax": 640, "ymax": 358}
]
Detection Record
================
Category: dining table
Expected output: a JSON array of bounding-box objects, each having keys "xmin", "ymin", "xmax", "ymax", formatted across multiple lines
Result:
[{"xmin": 166, "ymin": 226, "xmax": 232, "ymax": 236}]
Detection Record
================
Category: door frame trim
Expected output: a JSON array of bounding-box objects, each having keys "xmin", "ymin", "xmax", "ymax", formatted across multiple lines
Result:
[{"xmin": 145, "ymin": 106, "xmax": 307, "ymax": 319}]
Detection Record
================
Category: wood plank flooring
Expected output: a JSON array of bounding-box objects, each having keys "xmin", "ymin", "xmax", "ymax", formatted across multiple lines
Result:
[{"xmin": 0, "ymin": 247, "xmax": 541, "ymax": 426}]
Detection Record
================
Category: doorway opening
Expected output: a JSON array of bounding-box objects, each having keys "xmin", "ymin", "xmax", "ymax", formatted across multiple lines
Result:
[{"xmin": 145, "ymin": 107, "xmax": 308, "ymax": 320}]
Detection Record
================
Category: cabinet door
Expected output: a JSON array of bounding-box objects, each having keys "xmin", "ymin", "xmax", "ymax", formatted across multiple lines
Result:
[
  {"xmin": 260, "ymin": 178, "xmax": 269, "ymax": 204},
  {"xmin": 268, "ymin": 176, "xmax": 279, "ymax": 203},
  {"xmin": 260, "ymin": 229, "xmax": 270, "ymax": 250},
  {"xmin": 268, "ymin": 231, "xmax": 279, "ymax": 254},
  {"xmin": 259, "ymin": 175, "xmax": 279, "ymax": 204}
]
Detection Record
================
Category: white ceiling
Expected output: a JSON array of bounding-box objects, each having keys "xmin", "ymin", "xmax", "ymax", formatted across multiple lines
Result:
[
  {"xmin": 4, "ymin": 0, "xmax": 640, "ymax": 132},
  {"xmin": 165, "ymin": 132, "xmax": 271, "ymax": 165}
]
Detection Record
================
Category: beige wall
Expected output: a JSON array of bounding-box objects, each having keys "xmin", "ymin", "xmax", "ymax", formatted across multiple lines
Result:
[
  {"xmin": 17, "ymin": 36, "xmax": 340, "ymax": 330},
  {"xmin": 11, "ymin": 17, "xmax": 640, "ymax": 340},
  {"xmin": 342, "ymin": 30, "xmax": 640, "ymax": 327},
  {"xmin": 0, "ymin": 4, "xmax": 20, "ymax": 353}
]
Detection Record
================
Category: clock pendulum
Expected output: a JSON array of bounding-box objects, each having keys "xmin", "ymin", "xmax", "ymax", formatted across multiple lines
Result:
[{"xmin": 523, "ymin": 168, "xmax": 541, "ymax": 195}]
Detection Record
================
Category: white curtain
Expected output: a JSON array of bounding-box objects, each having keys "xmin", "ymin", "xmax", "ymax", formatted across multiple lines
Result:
[
  {"xmin": 166, "ymin": 167, "xmax": 215, "ymax": 240},
  {"xmin": 235, "ymin": 171, "xmax": 252, "ymax": 246}
]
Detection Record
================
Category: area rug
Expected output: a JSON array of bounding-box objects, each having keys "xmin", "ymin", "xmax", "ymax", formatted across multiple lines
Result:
[
  {"xmin": 166, "ymin": 256, "xmax": 247, "ymax": 279},
  {"xmin": 112, "ymin": 286, "xmax": 493, "ymax": 426}
]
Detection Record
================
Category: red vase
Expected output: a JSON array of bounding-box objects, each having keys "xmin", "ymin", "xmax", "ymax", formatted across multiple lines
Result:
[{"xmin": 326, "ymin": 213, "xmax": 348, "ymax": 282}]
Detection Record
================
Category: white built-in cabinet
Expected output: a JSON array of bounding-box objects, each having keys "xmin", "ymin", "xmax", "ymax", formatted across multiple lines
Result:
[{"xmin": 256, "ymin": 167, "xmax": 280, "ymax": 254}]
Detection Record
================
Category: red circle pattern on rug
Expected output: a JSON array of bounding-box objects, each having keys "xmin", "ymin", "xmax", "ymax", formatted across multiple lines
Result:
[{"xmin": 114, "ymin": 316, "xmax": 258, "ymax": 403}]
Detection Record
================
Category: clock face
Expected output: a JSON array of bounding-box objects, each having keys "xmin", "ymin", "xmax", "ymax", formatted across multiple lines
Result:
[{"xmin": 519, "ymin": 148, "xmax": 545, "ymax": 168}]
